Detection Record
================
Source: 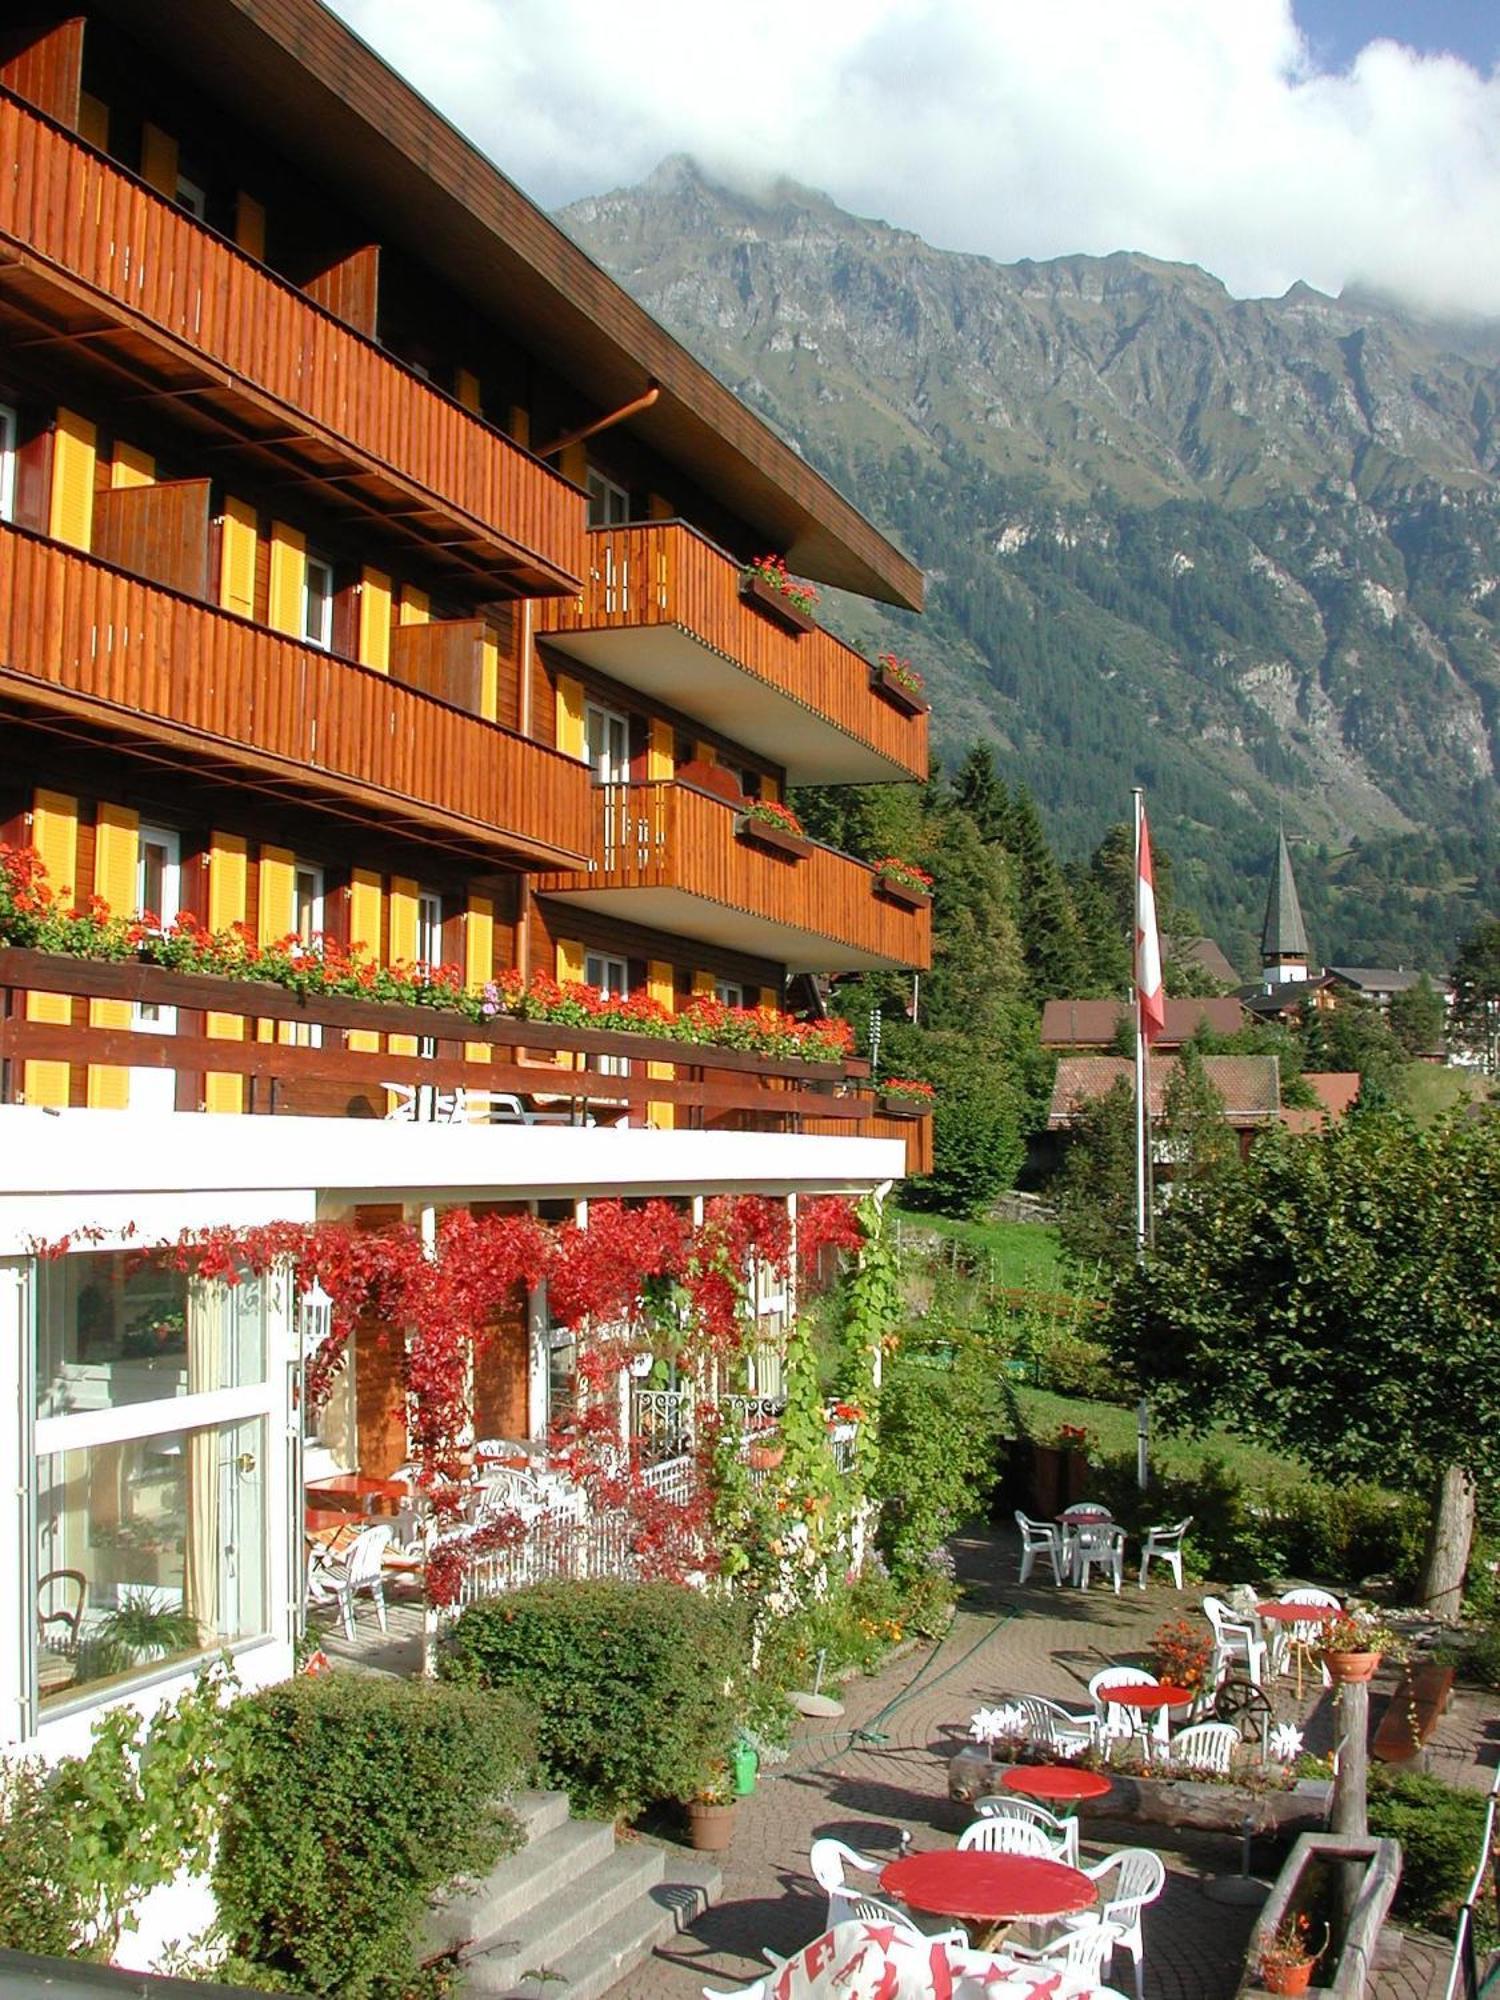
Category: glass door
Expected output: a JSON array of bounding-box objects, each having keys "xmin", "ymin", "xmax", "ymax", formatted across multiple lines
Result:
[
  {"xmin": 587, "ymin": 703, "xmax": 632, "ymax": 868},
  {"xmin": 130, "ymin": 827, "xmax": 180, "ymax": 1111},
  {"xmin": 586, "ymin": 952, "xmax": 629, "ymax": 1079}
]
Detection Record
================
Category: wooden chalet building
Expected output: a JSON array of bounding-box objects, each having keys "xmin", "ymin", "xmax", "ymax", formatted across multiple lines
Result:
[{"xmin": 0, "ymin": 1, "xmax": 931, "ymax": 1757}]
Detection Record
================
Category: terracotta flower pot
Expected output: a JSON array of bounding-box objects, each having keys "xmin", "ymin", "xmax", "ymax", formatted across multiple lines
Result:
[
  {"xmin": 747, "ymin": 1441, "xmax": 784, "ymax": 1470},
  {"xmin": 686, "ymin": 1800, "xmax": 737, "ymax": 1852},
  {"xmin": 1260, "ymin": 1958, "xmax": 1314, "ymax": 1994},
  {"xmin": 1323, "ymin": 1649, "xmax": 1381, "ymax": 1684}
]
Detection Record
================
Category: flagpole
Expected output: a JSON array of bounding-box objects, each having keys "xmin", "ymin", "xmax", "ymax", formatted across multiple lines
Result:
[{"xmin": 1133, "ymin": 788, "xmax": 1149, "ymax": 1261}]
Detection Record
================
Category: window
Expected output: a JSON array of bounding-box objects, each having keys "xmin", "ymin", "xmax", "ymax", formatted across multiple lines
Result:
[
  {"xmin": 584, "ymin": 702, "xmax": 630, "ymax": 787},
  {"xmin": 0, "ymin": 402, "xmax": 16, "ymax": 524},
  {"xmin": 293, "ymin": 864, "xmax": 324, "ymax": 948},
  {"xmin": 303, "ymin": 552, "xmax": 335, "ymax": 650},
  {"xmin": 715, "ymin": 981, "xmax": 745, "ymax": 1009},
  {"xmin": 585, "ymin": 469, "xmax": 630, "ymax": 528},
  {"xmin": 415, "ymin": 890, "xmax": 444, "ymax": 972},
  {"xmin": 586, "ymin": 954, "xmax": 629, "ymax": 1078},
  {"xmin": 174, "ymin": 174, "xmax": 208, "ymax": 221}
]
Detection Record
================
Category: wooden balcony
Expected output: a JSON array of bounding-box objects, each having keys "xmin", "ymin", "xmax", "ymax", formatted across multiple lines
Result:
[
  {"xmin": 535, "ymin": 524, "xmax": 929, "ymax": 784},
  {"xmin": 536, "ymin": 783, "xmax": 932, "ymax": 972},
  {"xmin": 0, "ymin": 950, "xmax": 933, "ymax": 1174},
  {"xmin": 0, "ymin": 523, "xmax": 591, "ymax": 869},
  {"xmin": 0, "ymin": 87, "xmax": 584, "ymax": 595}
]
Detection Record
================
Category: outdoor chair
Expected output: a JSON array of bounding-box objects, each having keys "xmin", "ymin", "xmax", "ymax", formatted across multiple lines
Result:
[
  {"xmin": 1063, "ymin": 1847, "xmax": 1166, "ymax": 2000},
  {"xmin": 1018, "ymin": 1692, "xmax": 1098, "ymax": 1757},
  {"xmin": 1138, "ymin": 1516, "xmax": 1193, "ymax": 1589},
  {"xmin": 973, "ymin": 1793, "xmax": 1081, "ymax": 1865},
  {"xmin": 1088, "ymin": 1665, "xmax": 1167, "ymax": 1756},
  {"xmin": 959, "ymin": 1814, "xmax": 1065, "ymax": 1860},
  {"xmin": 1167, "ymin": 1720, "xmax": 1239, "ymax": 1774},
  {"xmin": 1075, "ymin": 1523, "xmax": 1126, "ymax": 1592},
  {"xmin": 809, "ymin": 1838, "xmax": 884, "ymax": 1930},
  {"xmin": 1273, "ymin": 1586, "xmax": 1342, "ymax": 1683},
  {"xmin": 1015, "ymin": 1510, "xmax": 1065, "ymax": 1586},
  {"xmin": 1202, "ymin": 1594, "xmax": 1268, "ymax": 1687},
  {"xmin": 1010, "ymin": 1917, "xmax": 1125, "ymax": 1986},
  {"xmin": 37, "ymin": 1567, "xmax": 87, "ymax": 1652},
  {"xmin": 308, "ymin": 1523, "xmax": 392, "ymax": 1638}
]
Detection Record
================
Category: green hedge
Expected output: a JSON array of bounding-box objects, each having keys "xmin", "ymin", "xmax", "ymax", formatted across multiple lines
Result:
[
  {"xmin": 443, "ymin": 1580, "xmax": 744, "ymax": 1818},
  {"xmin": 1368, "ymin": 1769, "xmax": 1490, "ymax": 1938},
  {"xmin": 872, "ymin": 1342, "xmax": 1009, "ymax": 1585},
  {"xmin": 216, "ymin": 1671, "xmax": 535, "ymax": 2000},
  {"xmin": 0, "ymin": 1758, "xmax": 94, "ymax": 1957}
]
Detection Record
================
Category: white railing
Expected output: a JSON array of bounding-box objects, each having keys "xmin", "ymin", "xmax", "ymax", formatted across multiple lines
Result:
[
  {"xmin": 1441, "ymin": 1762, "xmax": 1500, "ymax": 2000},
  {"xmin": 641, "ymin": 1453, "xmax": 695, "ymax": 1507},
  {"xmin": 631, "ymin": 1387, "xmax": 694, "ymax": 1460}
]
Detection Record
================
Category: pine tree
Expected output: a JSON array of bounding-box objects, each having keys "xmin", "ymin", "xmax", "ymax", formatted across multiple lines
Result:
[{"xmin": 1006, "ymin": 787, "xmax": 1090, "ymax": 999}]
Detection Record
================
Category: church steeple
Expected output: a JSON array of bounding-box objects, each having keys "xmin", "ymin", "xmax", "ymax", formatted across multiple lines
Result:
[{"xmin": 1261, "ymin": 822, "xmax": 1310, "ymax": 981}]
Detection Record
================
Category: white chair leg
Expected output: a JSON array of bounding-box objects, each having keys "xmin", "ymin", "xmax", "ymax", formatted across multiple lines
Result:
[
  {"xmin": 1170, "ymin": 1551, "xmax": 1183, "ymax": 1588},
  {"xmin": 338, "ymin": 1586, "xmax": 355, "ymax": 1641},
  {"xmin": 370, "ymin": 1580, "xmax": 388, "ymax": 1633}
]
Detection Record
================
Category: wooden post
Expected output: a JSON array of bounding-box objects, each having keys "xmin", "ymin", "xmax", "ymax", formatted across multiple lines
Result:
[{"xmin": 1331, "ymin": 1680, "xmax": 1370, "ymax": 1941}]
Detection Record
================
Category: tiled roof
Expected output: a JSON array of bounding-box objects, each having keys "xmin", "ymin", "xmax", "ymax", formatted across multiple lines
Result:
[
  {"xmin": 1180, "ymin": 936, "xmax": 1241, "ymax": 985},
  {"xmin": 1326, "ymin": 967, "xmax": 1429, "ymax": 993},
  {"xmin": 1047, "ymin": 1054, "xmax": 1282, "ymax": 1127},
  {"xmin": 1039, "ymin": 996, "xmax": 1246, "ymax": 1047},
  {"xmin": 1281, "ymin": 1071, "xmax": 1362, "ymax": 1133}
]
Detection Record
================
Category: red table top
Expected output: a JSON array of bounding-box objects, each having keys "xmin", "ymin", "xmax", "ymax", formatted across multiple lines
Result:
[
  {"xmin": 1257, "ymin": 1600, "xmax": 1340, "ymax": 1623},
  {"xmin": 1056, "ymin": 1508, "xmax": 1111, "ymax": 1524},
  {"xmin": 880, "ymin": 1850, "xmax": 1095, "ymax": 1924},
  {"xmin": 1097, "ymin": 1681, "xmax": 1193, "ymax": 1710},
  {"xmin": 998, "ymin": 1763, "xmax": 1113, "ymax": 1804},
  {"xmin": 307, "ymin": 1473, "xmax": 410, "ymax": 1499}
]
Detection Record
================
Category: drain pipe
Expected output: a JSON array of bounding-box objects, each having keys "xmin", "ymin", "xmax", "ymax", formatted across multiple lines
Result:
[{"xmin": 536, "ymin": 381, "xmax": 660, "ymax": 461}]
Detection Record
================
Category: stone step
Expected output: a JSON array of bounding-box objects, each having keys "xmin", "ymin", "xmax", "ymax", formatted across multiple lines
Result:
[
  {"xmin": 511, "ymin": 1789, "xmax": 572, "ymax": 1845},
  {"xmin": 460, "ymin": 1843, "xmax": 665, "ymax": 1989},
  {"xmin": 467, "ymin": 1858, "xmax": 723, "ymax": 2000},
  {"xmin": 427, "ymin": 1817, "xmax": 617, "ymax": 1952}
]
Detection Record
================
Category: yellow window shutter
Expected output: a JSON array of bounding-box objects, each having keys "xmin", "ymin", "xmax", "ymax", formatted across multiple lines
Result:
[
  {"xmin": 24, "ymin": 791, "xmax": 78, "ymax": 1107},
  {"xmin": 78, "ymin": 92, "xmax": 109, "ymax": 150},
  {"xmin": 760, "ymin": 985, "xmax": 780, "ymax": 1012},
  {"xmin": 140, "ymin": 123, "xmax": 178, "ymax": 197},
  {"xmin": 694, "ymin": 741, "xmax": 717, "ymax": 767},
  {"xmin": 555, "ymin": 674, "xmax": 586, "ymax": 760},
  {"xmin": 648, "ymin": 493, "xmax": 673, "ymax": 521},
  {"xmin": 480, "ymin": 634, "xmax": 498, "ymax": 722},
  {"xmin": 205, "ymin": 832, "xmax": 248, "ymax": 1112},
  {"xmin": 358, "ymin": 568, "xmax": 392, "ymax": 671},
  {"xmin": 398, "ymin": 585, "xmax": 428, "ymax": 628},
  {"xmin": 559, "ymin": 442, "xmax": 587, "ymax": 487},
  {"xmin": 646, "ymin": 718, "xmax": 674, "ymax": 783},
  {"xmin": 49, "ymin": 410, "xmax": 97, "ymax": 551},
  {"xmin": 257, "ymin": 846, "xmax": 296, "ymax": 1045},
  {"xmin": 556, "ymin": 938, "xmax": 586, "ymax": 985},
  {"xmin": 763, "ymin": 773, "xmax": 782, "ymax": 803},
  {"xmin": 507, "ymin": 404, "xmax": 530, "ymax": 448},
  {"xmin": 387, "ymin": 877, "xmax": 420, "ymax": 1057},
  {"xmin": 267, "ymin": 522, "xmax": 306, "ymax": 637},
  {"xmin": 219, "ymin": 496, "xmax": 257, "ymax": 619},
  {"xmin": 234, "ymin": 192, "xmax": 266, "ymax": 261},
  {"xmin": 347, "ymin": 869, "xmax": 383, "ymax": 1052},
  {"xmin": 464, "ymin": 894, "xmax": 495, "ymax": 1063},
  {"xmin": 692, "ymin": 970, "xmax": 716, "ymax": 999},
  {"xmin": 455, "ymin": 368, "xmax": 482, "ymax": 413},
  {"xmin": 645, "ymin": 958, "xmax": 675, "ymax": 1129},
  {"xmin": 110, "ymin": 442, "xmax": 154, "ymax": 490},
  {"xmin": 87, "ymin": 804, "xmax": 139, "ymax": 1109}
]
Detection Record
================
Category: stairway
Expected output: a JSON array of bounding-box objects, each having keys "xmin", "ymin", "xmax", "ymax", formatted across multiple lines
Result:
[{"xmin": 426, "ymin": 1788, "xmax": 722, "ymax": 1999}]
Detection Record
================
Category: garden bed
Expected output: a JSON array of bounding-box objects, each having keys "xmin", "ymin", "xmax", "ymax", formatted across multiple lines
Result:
[
  {"xmin": 948, "ymin": 1746, "xmax": 1333, "ymax": 1836},
  {"xmin": 1241, "ymin": 1831, "xmax": 1402, "ymax": 1997}
]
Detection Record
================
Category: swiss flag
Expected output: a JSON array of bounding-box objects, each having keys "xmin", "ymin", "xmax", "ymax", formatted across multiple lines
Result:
[{"xmin": 1136, "ymin": 808, "xmax": 1166, "ymax": 1044}]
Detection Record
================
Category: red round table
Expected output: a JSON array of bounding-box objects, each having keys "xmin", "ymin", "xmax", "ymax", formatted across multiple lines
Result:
[
  {"xmin": 1096, "ymin": 1680, "xmax": 1193, "ymax": 1711},
  {"xmin": 1256, "ymin": 1601, "xmax": 1339, "ymax": 1623},
  {"xmin": 880, "ymin": 1851, "xmax": 1095, "ymax": 1943},
  {"xmin": 1056, "ymin": 1508, "xmax": 1111, "ymax": 1525},
  {"xmin": 998, "ymin": 1763, "xmax": 1113, "ymax": 1807}
]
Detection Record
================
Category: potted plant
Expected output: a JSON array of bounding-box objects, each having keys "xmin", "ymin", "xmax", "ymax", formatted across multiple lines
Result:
[
  {"xmin": 735, "ymin": 796, "xmax": 813, "ymax": 860},
  {"xmin": 1319, "ymin": 1607, "xmax": 1400, "ymax": 1684},
  {"xmin": 878, "ymin": 1077, "xmax": 935, "ymax": 1117},
  {"xmin": 1146, "ymin": 1616, "xmax": 1215, "ymax": 1696},
  {"xmin": 872, "ymin": 856, "xmax": 934, "ymax": 909},
  {"xmin": 746, "ymin": 1428, "xmax": 785, "ymax": 1470},
  {"xmin": 685, "ymin": 1762, "xmax": 738, "ymax": 1851},
  {"xmin": 1257, "ymin": 1913, "xmax": 1325, "ymax": 1994},
  {"xmin": 90, "ymin": 1590, "xmax": 199, "ymax": 1674},
  {"xmin": 869, "ymin": 652, "xmax": 930, "ymax": 716},
  {"xmin": 740, "ymin": 553, "xmax": 819, "ymax": 633}
]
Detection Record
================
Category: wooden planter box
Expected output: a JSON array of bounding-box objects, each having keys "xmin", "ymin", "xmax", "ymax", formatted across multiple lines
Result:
[
  {"xmin": 878, "ymin": 1093, "xmax": 930, "ymax": 1118},
  {"xmin": 874, "ymin": 872, "xmax": 932, "ymax": 911},
  {"xmin": 735, "ymin": 813, "xmax": 812, "ymax": 860},
  {"xmin": 1242, "ymin": 1831, "xmax": 1402, "ymax": 1998},
  {"xmin": 870, "ymin": 662, "xmax": 931, "ymax": 716},
  {"xmin": 740, "ymin": 573, "xmax": 816, "ymax": 633},
  {"xmin": 948, "ymin": 1747, "xmax": 1333, "ymax": 1838}
]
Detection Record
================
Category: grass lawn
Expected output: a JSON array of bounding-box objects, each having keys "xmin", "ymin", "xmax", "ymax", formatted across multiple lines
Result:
[
  {"xmin": 1394, "ymin": 1062, "xmax": 1496, "ymax": 1125},
  {"xmin": 891, "ymin": 1210, "xmax": 1074, "ymax": 1293},
  {"xmin": 1014, "ymin": 1385, "xmax": 1312, "ymax": 1493}
]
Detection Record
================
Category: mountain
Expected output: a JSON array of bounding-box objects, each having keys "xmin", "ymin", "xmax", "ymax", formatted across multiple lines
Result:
[{"xmin": 558, "ymin": 158, "xmax": 1500, "ymax": 974}]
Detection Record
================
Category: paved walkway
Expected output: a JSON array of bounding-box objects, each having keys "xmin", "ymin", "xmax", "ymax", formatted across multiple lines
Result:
[{"xmin": 604, "ymin": 1526, "xmax": 1491, "ymax": 2000}]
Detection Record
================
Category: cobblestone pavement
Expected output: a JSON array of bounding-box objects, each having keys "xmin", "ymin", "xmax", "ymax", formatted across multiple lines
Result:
[{"xmin": 605, "ymin": 1528, "xmax": 1493, "ymax": 2000}]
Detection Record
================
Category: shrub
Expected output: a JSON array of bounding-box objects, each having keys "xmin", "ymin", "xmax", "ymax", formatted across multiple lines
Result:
[
  {"xmin": 1368, "ymin": 1769, "xmax": 1489, "ymax": 1934},
  {"xmin": 873, "ymin": 1341, "xmax": 1009, "ymax": 1584},
  {"xmin": 216, "ymin": 1671, "xmax": 534, "ymax": 1999},
  {"xmin": 1274, "ymin": 1482, "xmax": 1427, "ymax": 1595},
  {"xmin": 442, "ymin": 1581, "xmax": 744, "ymax": 1818},
  {"xmin": 1034, "ymin": 1328, "xmax": 1115, "ymax": 1400},
  {"xmin": 0, "ymin": 1758, "xmax": 94, "ymax": 1957}
]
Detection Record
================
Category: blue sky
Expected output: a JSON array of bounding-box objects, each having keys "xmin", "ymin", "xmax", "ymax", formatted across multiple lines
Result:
[{"xmin": 1297, "ymin": 1, "xmax": 1498, "ymax": 72}]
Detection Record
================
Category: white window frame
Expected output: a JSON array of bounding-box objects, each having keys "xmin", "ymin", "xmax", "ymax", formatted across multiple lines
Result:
[
  {"xmin": 293, "ymin": 863, "xmax": 325, "ymax": 949},
  {"xmin": 415, "ymin": 889, "xmax": 444, "ymax": 972},
  {"xmin": 715, "ymin": 980, "xmax": 745, "ymax": 1009},
  {"xmin": 303, "ymin": 552, "xmax": 335, "ymax": 651},
  {"xmin": 585, "ymin": 468, "xmax": 630, "ymax": 528},
  {"xmin": 174, "ymin": 174, "xmax": 208, "ymax": 221},
  {"xmin": 584, "ymin": 701, "xmax": 631, "ymax": 788},
  {"xmin": 0, "ymin": 402, "xmax": 17, "ymax": 525}
]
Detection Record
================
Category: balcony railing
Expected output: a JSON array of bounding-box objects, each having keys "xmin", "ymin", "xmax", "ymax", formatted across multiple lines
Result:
[
  {"xmin": 0, "ymin": 87, "xmax": 585, "ymax": 593},
  {"xmin": 0, "ymin": 522, "xmax": 591, "ymax": 867},
  {"xmin": 535, "ymin": 522, "xmax": 929, "ymax": 783},
  {"xmin": 537, "ymin": 782, "xmax": 932, "ymax": 972}
]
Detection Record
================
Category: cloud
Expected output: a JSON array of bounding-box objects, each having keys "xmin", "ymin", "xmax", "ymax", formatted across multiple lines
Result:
[{"xmin": 329, "ymin": 0, "xmax": 1500, "ymax": 317}]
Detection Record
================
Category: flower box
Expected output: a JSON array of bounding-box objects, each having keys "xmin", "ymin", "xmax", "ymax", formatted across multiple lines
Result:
[
  {"xmin": 740, "ymin": 572, "xmax": 816, "ymax": 634},
  {"xmin": 870, "ymin": 659, "xmax": 930, "ymax": 716},
  {"xmin": 878, "ymin": 1092, "xmax": 929, "ymax": 1118},
  {"xmin": 735, "ymin": 812, "xmax": 812, "ymax": 860},
  {"xmin": 875, "ymin": 871, "xmax": 932, "ymax": 911}
]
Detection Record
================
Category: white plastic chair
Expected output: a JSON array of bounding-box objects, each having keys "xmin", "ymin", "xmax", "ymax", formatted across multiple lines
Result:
[
  {"xmin": 310, "ymin": 1523, "xmax": 393, "ymax": 1638},
  {"xmin": 1138, "ymin": 1517, "xmax": 1192, "ymax": 1589},
  {"xmin": 958, "ymin": 1815, "xmax": 1064, "ymax": 1860},
  {"xmin": 1202, "ymin": 1594, "xmax": 1267, "ymax": 1687},
  {"xmin": 973, "ymin": 1793, "xmax": 1081, "ymax": 1865},
  {"xmin": 1168, "ymin": 1720, "xmax": 1239, "ymax": 1774},
  {"xmin": 809, "ymin": 1837, "xmax": 884, "ymax": 1929},
  {"xmin": 1088, "ymin": 1666, "xmax": 1167, "ymax": 1757},
  {"xmin": 1010, "ymin": 1918, "xmax": 1125, "ymax": 1985},
  {"xmin": 1075, "ymin": 1524, "xmax": 1126, "ymax": 1593},
  {"xmin": 1019, "ymin": 1693, "xmax": 1098, "ymax": 1757},
  {"xmin": 1015, "ymin": 1510, "xmax": 1064, "ymax": 1585},
  {"xmin": 1063, "ymin": 1848, "xmax": 1166, "ymax": 2000},
  {"xmin": 1274, "ymin": 1586, "xmax": 1342, "ymax": 1682}
]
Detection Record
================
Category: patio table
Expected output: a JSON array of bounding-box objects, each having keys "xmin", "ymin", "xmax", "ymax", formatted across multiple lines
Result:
[
  {"xmin": 306, "ymin": 1473, "xmax": 410, "ymax": 1516},
  {"xmin": 1097, "ymin": 1679, "xmax": 1194, "ymax": 1760},
  {"xmin": 997, "ymin": 1764, "xmax": 1113, "ymax": 1816},
  {"xmin": 1258, "ymin": 1599, "xmax": 1340, "ymax": 1695},
  {"xmin": 881, "ymin": 1850, "xmax": 1095, "ymax": 1949}
]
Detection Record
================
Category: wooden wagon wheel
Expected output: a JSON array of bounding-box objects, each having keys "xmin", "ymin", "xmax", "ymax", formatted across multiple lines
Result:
[{"xmin": 1213, "ymin": 1676, "xmax": 1274, "ymax": 1745}]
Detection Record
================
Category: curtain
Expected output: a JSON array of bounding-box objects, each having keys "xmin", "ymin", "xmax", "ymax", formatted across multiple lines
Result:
[{"xmin": 183, "ymin": 1279, "xmax": 223, "ymax": 1646}]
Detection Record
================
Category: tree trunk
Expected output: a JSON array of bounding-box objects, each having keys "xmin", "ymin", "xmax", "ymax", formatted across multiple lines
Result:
[{"xmin": 1416, "ymin": 1464, "xmax": 1475, "ymax": 1620}]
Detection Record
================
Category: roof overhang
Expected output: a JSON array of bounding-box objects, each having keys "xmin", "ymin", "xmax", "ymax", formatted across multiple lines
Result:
[
  {"xmin": 538, "ymin": 885, "xmax": 916, "ymax": 974},
  {"xmin": 91, "ymin": 0, "xmax": 924, "ymax": 613}
]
